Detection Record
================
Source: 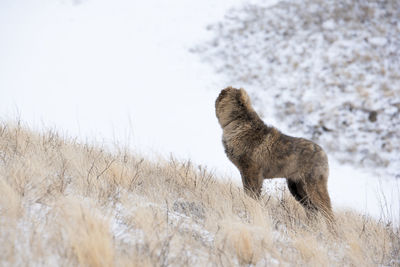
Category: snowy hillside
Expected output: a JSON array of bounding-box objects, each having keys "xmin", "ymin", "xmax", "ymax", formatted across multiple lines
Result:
[
  {"xmin": 0, "ymin": 0, "xmax": 399, "ymax": 231},
  {"xmin": 0, "ymin": 124, "xmax": 399, "ymax": 266},
  {"xmin": 196, "ymin": 0, "xmax": 400, "ymax": 178}
]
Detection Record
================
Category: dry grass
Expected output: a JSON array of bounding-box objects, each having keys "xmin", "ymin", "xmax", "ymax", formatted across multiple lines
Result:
[{"xmin": 0, "ymin": 121, "xmax": 399, "ymax": 266}]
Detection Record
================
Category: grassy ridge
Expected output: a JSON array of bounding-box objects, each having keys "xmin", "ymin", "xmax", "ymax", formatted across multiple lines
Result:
[{"xmin": 0, "ymin": 122, "xmax": 399, "ymax": 266}]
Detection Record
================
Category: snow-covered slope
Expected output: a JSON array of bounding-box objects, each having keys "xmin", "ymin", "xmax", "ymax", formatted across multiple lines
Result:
[
  {"xmin": 196, "ymin": 0, "xmax": 400, "ymax": 178},
  {"xmin": 0, "ymin": 0, "xmax": 398, "ymax": 222},
  {"xmin": 1, "ymin": 124, "xmax": 399, "ymax": 266}
]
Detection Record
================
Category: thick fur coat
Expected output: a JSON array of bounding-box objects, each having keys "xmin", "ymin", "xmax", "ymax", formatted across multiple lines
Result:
[{"xmin": 215, "ymin": 87, "xmax": 333, "ymax": 221}]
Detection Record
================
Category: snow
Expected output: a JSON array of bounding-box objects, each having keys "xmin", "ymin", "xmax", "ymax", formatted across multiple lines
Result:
[
  {"xmin": 196, "ymin": 0, "xmax": 400, "ymax": 179},
  {"xmin": 195, "ymin": 0, "xmax": 400, "ymax": 221},
  {"xmin": 110, "ymin": 197, "xmax": 214, "ymax": 264},
  {"xmin": 322, "ymin": 19, "xmax": 336, "ymax": 31},
  {"xmin": 0, "ymin": 0, "xmax": 398, "ymax": 224},
  {"xmin": 369, "ymin": 37, "xmax": 387, "ymax": 46},
  {"xmin": 329, "ymin": 161, "xmax": 400, "ymax": 222}
]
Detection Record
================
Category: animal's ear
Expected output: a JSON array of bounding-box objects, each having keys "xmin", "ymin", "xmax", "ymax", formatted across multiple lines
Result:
[{"xmin": 239, "ymin": 88, "xmax": 250, "ymax": 104}]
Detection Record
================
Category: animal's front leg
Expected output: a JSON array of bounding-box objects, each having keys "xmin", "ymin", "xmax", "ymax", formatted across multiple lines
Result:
[{"xmin": 240, "ymin": 168, "xmax": 263, "ymax": 199}]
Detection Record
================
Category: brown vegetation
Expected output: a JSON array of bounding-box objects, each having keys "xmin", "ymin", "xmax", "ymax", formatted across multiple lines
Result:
[{"xmin": 0, "ymin": 121, "xmax": 399, "ymax": 266}]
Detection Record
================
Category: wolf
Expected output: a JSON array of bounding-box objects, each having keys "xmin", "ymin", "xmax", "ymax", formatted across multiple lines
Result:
[{"xmin": 215, "ymin": 87, "xmax": 333, "ymax": 221}]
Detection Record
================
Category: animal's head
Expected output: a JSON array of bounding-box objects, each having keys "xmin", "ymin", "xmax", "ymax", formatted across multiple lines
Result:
[{"xmin": 215, "ymin": 87, "xmax": 252, "ymax": 128}]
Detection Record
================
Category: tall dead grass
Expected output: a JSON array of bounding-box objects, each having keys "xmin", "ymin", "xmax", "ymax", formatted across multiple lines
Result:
[{"xmin": 0, "ymin": 121, "xmax": 399, "ymax": 266}]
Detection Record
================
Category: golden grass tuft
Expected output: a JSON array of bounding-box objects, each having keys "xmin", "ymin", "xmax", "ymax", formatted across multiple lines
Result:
[
  {"xmin": 58, "ymin": 197, "xmax": 114, "ymax": 267},
  {"xmin": 0, "ymin": 121, "xmax": 399, "ymax": 266}
]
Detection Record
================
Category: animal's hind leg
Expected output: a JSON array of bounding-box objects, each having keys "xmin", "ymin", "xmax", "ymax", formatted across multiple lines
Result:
[
  {"xmin": 305, "ymin": 177, "xmax": 334, "ymax": 222},
  {"xmin": 287, "ymin": 180, "xmax": 304, "ymax": 203},
  {"xmin": 287, "ymin": 179, "xmax": 316, "ymax": 211}
]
